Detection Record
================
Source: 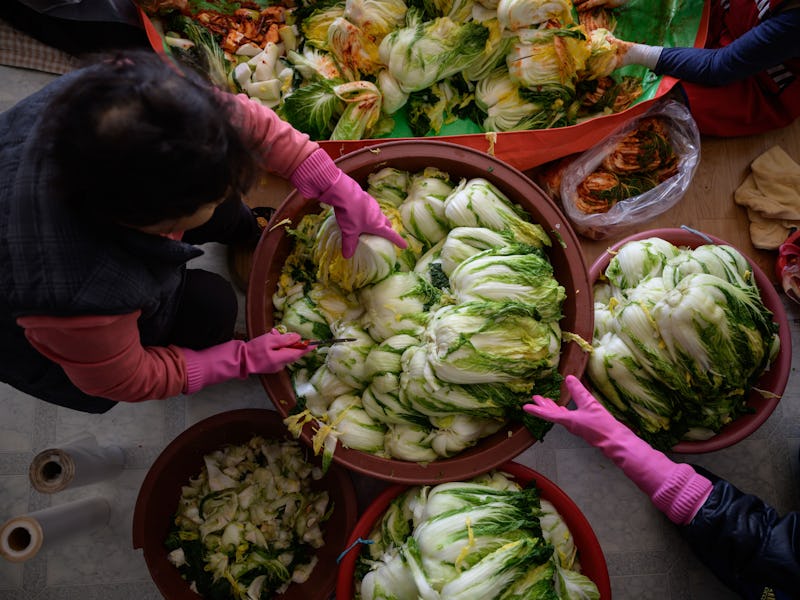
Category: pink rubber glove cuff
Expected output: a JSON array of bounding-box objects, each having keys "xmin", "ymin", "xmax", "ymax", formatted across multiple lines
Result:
[
  {"xmin": 289, "ymin": 148, "xmax": 342, "ymax": 199},
  {"xmin": 524, "ymin": 375, "xmax": 713, "ymax": 525},
  {"xmin": 182, "ymin": 330, "xmax": 310, "ymax": 393},
  {"xmin": 290, "ymin": 149, "xmax": 407, "ymax": 258}
]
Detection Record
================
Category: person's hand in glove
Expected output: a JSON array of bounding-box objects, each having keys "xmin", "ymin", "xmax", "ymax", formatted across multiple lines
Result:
[
  {"xmin": 524, "ymin": 375, "xmax": 712, "ymax": 524},
  {"xmin": 603, "ymin": 33, "xmax": 664, "ymax": 71},
  {"xmin": 290, "ymin": 148, "xmax": 407, "ymax": 258},
  {"xmin": 181, "ymin": 329, "xmax": 312, "ymax": 393}
]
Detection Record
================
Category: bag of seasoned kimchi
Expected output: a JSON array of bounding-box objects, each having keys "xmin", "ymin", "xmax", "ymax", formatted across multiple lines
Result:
[{"xmin": 557, "ymin": 99, "xmax": 701, "ymax": 240}]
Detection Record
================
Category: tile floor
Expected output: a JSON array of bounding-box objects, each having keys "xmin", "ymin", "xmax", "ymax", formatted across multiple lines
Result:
[{"xmin": 1, "ymin": 63, "xmax": 799, "ymax": 600}]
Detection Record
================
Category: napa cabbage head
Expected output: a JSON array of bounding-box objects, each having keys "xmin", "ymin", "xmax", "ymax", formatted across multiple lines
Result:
[
  {"xmin": 368, "ymin": 167, "xmax": 411, "ymax": 207},
  {"xmin": 344, "ymin": 0, "xmax": 408, "ymax": 41},
  {"xmin": 280, "ymin": 295, "xmax": 332, "ymax": 341},
  {"xmin": 327, "ymin": 395, "xmax": 388, "ymax": 454},
  {"xmin": 506, "ymin": 26, "xmax": 588, "ymax": 93},
  {"xmin": 313, "ymin": 212, "xmax": 397, "ymax": 292},
  {"xmin": 437, "ymin": 536, "xmax": 554, "ymax": 599},
  {"xmin": 379, "ymin": 16, "xmax": 489, "ymax": 93},
  {"xmin": 300, "ymin": 1, "xmax": 347, "ymax": 49},
  {"xmin": 360, "ymin": 550, "xmax": 419, "ymax": 600},
  {"xmin": 286, "ymin": 46, "xmax": 342, "ymax": 80},
  {"xmin": 399, "ymin": 344, "xmax": 510, "ymax": 420},
  {"xmin": 603, "ymin": 237, "xmax": 681, "ymax": 289},
  {"xmin": 412, "ymin": 501, "xmax": 542, "ymax": 589},
  {"xmin": 588, "ymin": 330, "xmax": 689, "ymax": 449},
  {"xmin": 361, "ymin": 335, "xmax": 429, "ymax": 426},
  {"xmin": 327, "ymin": 17, "xmax": 382, "ymax": 80},
  {"xmin": 425, "ymin": 301, "xmax": 562, "ymax": 384},
  {"xmin": 324, "ymin": 322, "xmax": 376, "ymax": 389},
  {"xmin": 359, "ymin": 271, "xmax": 441, "ymax": 340},
  {"xmin": 294, "ymin": 364, "xmax": 358, "ymax": 417},
  {"xmin": 330, "ymin": 80, "xmax": 384, "ymax": 140},
  {"xmin": 475, "ymin": 68, "xmax": 569, "ymax": 132},
  {"xmin": 582, "ymin": 27, "xmax": 618, "ymax": 79},
  {"xmin": 430, "ymin": 413, "xmax": 505, "ymax": 457},
  {"xmin": 443, "ymin": 178, "xmax": 551, "ymax": 247},
  {"xmin": 462, "ymin": 18, "xmax": 514, "ymax": 82},
  {"xmin": 651, "ymin": 272, "xmax": 778, "ymax": 401},
  {"xmin": 420, "ymin": 480, "xmax": 531, "ymax": 520},
  {"xmin": 537, "ymin": 499, "xmax": 577, "ymax": 570},
  {"xmin": 661, "ymin": 244, "xmax": 754, "ymax": 290},
  {"xmin": 497, "ymin": 0, "xmax": 573, "ymax": 30},
  {"xmin": 399, "ymin": 167, "xmax": 454, "ymax": 245},
  {"xmin": 309, "ymin": 281, "xmax": 365, "ymax": 324},
  {"xmin": 365, "ymin": 334, "xmax": 422, "ymax": 379},
  {"xmin": 363, "ymin": 371, "xmax": 431, "ymax": 427},
  {"xmin": 384, "ymin": 422, "xmax": 439, "ymax": 462},
  {"xmin": 622, "ymin": 276, "xmax": 668, "ymax": 306},
  {"xmin": 439, "ymin": 226, "xmax": 509, "ymax": 276},
  {"xmin": 377, "ymin": 68, "xmax": 411, "ymax": 114},
  {"xmin": 449, "ymin": 244, "xmax": 565, "ymax": 322}
]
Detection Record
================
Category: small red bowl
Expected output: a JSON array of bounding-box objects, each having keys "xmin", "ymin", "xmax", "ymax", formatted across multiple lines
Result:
[
  {"xmin": 132, "ymin": 409, "xmax": 358, "ymax": 600},
  {"xmin": 336, "ymin": 461, "xmax": 611, "ymax": 599},
  {"xmin": 247, "ymin": 140, "xmax": 593, "ymax": 483},
  {"xmin": 589, "ymin": 227, "xmax": 791, "ymax": 453}
]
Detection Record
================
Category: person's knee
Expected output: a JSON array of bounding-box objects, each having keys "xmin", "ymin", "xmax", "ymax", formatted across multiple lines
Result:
[{"xmin": 175, "ymin": 269, "xmax": 238, "ymax": 347}]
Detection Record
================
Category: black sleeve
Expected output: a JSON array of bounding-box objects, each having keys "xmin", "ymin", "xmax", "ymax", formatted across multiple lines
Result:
[{"xmin": 680, "ymin": 466, "xmax": 800, "ymax": 594}]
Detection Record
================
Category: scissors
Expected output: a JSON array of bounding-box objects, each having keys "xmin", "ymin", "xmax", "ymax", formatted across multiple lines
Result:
[{"xmin": 289, "ymin": 337, "xmax": 357, "ymax": 349}]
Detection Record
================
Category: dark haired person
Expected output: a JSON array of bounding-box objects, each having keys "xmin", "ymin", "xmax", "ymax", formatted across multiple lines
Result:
[
  {"xmin": 0, "ymin": 50, "xmax": 405, "ymax": 413},
  {"xmin": 575, "ymin": 0, "xmax": 800, "ymax": 136},
  {"xmin": 526, "ymin": 376, "xmax": 800, "ymax": 599}
]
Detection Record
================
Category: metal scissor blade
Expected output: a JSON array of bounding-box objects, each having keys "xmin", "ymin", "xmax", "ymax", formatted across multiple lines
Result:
[
  {"xmin": 308, "ymin": 337, "xmax": 358, "ymax": 348},
  {"xmin": 290, "ymin": 337, "xmax": 357, "ymax": 349}
]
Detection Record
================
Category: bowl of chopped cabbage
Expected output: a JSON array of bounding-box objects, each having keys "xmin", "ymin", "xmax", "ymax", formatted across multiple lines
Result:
[
  {"xmin": 247, "ymin": 140, "xmax": 593, "ymax": 483},
  {"xmin": 588, "ymin": 227, "xmax": 791, "ymax": 453},
  {"xmin": 132, "ymin": 409, "xmax": 358, "ymax": 600},
  {"xmin": 336, "ymin": 462, "xmax": 611, "ymax": 600}
]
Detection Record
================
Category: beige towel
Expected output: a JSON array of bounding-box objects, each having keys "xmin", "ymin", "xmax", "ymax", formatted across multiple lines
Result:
[{"xmin": 734, "ymin": 145, "xmax": 800, "ymax": 249}]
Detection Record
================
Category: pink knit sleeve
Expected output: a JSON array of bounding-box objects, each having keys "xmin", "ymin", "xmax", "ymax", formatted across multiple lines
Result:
[
  {"xmin": 224, "ymin": 93, "xmax": 320, "ymax": 178},
  {"xmin": 17, "ymin": 311, "xmax": 187, "ymax": 402}
]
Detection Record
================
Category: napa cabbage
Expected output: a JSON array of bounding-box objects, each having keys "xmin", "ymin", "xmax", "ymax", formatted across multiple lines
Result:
[
  {"xmin": 379, "ymin": 15, "xmax": 489, "ymax": 93},
  {"xmin": 591, "ymin": 240, "xmax": 780, "ymax": 450},
  {"xmin": 354, "ymin": 472, "xmax": 599, "ymax": 600}
]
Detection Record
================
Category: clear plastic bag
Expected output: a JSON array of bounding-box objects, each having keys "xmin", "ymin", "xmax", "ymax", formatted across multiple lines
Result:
[{"xmin": 559, "ymin": 99, "xmax": 701, "ymax": 240}]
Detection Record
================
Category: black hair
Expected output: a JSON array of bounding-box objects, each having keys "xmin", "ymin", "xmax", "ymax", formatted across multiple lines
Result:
[{"xmin": 43, "ymin": 50, "xmax": 257, "ymax": 227}]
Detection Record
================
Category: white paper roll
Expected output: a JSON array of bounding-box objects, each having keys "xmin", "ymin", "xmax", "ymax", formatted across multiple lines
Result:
[
  {"xmin": 0, "ymin": 497, "xmax": 110, "ymax": 563},
  {"xmin": 29, "ymin": 434, "xmax": 124, "ymax": 493}
]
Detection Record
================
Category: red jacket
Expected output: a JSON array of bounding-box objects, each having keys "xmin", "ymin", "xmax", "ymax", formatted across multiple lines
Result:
[{"xmin": 684, "ymin": 0, "xmax": 800, "ymax": 135}]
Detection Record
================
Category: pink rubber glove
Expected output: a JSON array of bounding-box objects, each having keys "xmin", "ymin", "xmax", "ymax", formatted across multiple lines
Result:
[
  {"xmin": 290, "ymin": 148, "xmax": 407, "ymax": 258},
  {"xmin": 181, "ymin": 329, "xmax": 311, "ymax": 393},
  {"xmin": 524, "ymin": 375, "xmax": 712, "ymax": 525}
]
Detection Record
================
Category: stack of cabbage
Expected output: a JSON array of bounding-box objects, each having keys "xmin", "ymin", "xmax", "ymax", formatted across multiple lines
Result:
[
  {"xmin": 281, "ymin": 0, "xmax": 627, "ymax": 139},
  {"xmin": 275, "ymin": 168, "xmax": 567, "ymax": 466},
  {"xmin": 590, "ymin": 238, "xmax": 780, "ymax": 451},
  {"xmin": 156, "ymin": 0, "xmax": 637, "ymax": 140},
  {"xmin": 353, "ymin": 471, "xmax": 599, "ymax": 600}
]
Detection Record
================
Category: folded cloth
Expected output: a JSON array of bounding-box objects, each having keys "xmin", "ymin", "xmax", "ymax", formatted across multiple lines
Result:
[{"xmin": 734, "ymin": 145, "xmax": 800, "ymax": 250}]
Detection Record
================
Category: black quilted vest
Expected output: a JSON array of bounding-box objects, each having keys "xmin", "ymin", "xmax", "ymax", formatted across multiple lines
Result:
[{"xmin": 0, "ymin": 70, "xmax": 202, "ymax": 413}]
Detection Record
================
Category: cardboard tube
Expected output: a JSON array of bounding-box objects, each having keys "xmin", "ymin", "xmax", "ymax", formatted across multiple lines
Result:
[
  {"xmin": 0, "ymin": 497, "xmax": 111, "ymax": 563},
  {"xmin": 29, "ymin": 434, "xmax": 124, "ymax": 493}
]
